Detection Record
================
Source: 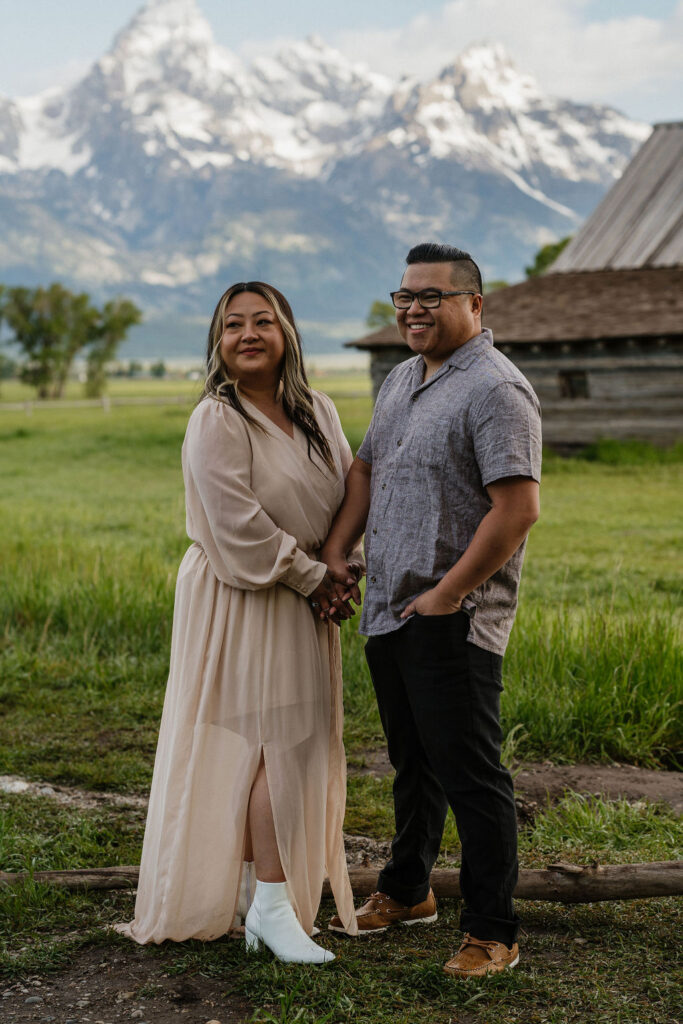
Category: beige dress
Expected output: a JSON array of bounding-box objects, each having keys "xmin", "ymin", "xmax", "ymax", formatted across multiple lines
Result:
[{"xmin": 117, "ymin": 391, "xmax": 358, "ymax": 943}]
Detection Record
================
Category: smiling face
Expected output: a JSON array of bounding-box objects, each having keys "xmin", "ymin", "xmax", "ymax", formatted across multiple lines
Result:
[
  {"xmin": 396, "ymin": 262, "xmax": 483, "ymax": 374},
  {"xmin": 220, "ymin": 291, "xmax": 286, "ymax": 387}
]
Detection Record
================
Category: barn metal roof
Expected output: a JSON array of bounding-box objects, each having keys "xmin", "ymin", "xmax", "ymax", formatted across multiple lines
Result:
[{"xmin": 551, "ymin": 121, "xmax": 683, "ymax": 272}]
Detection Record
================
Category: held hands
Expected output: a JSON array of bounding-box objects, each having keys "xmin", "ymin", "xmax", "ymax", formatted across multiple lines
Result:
[
  {"xmin": 400, "ymin": 586, "xmax": 462, "ymax": 619},
  {"xmin": 319, "ymin": 548, "xmax": 364, "ymax": 603},
  {"xmin": 308, "ymin": 571, "xmax": 359, "ymax": 625},
  {"xmin": 309, "ymin": 547, "xmax": 365, "ymax": 625}
]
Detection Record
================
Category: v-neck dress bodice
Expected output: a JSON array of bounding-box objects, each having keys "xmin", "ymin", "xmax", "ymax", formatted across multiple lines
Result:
[{"xmin": 116, "ymin": 392, "xmax": 358, "ymax": 943}]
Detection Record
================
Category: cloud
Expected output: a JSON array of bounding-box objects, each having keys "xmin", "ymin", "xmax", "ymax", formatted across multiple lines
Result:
[
  {"xmin": 9, "ymin": 58, "xmax": 93, "ymax": 100},
  {"xmin": 332, "ymin": 0, "xmax": 683, "ymax": 119}
]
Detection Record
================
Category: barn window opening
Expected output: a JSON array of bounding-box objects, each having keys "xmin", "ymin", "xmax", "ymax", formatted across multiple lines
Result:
[{"xmin": 558, "ymin": 370, "xmax": 589, "ymax": 399}]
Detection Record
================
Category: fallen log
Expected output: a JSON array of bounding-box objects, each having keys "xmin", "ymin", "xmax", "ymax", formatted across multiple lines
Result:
[
  {"xmin": 329, "ymin": 861, "xmax": 683, "ymax": 903},
  {"xmin": 1, "ymin": 861, "xmax": 681, "ymax": 903},
  {"xmin": 0, "ymin": 866, "xmax": 139, "ymax": 891}
]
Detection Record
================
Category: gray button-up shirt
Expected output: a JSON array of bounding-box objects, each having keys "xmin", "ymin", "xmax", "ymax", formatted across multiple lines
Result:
[{"xmin": 357, "ymin": 328, "xmax": 542, "ymax": 656}]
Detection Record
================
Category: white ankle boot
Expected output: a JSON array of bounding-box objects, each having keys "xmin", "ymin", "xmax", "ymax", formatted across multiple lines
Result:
[{"xmin": 245, "ymin": 880, "xmax": 335, "ymax": 964}]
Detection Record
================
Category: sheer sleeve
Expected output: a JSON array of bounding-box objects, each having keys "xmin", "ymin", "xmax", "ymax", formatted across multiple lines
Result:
[{"xmin": 183, "ymin": 399, "xmax": 327, "ymax": 595}]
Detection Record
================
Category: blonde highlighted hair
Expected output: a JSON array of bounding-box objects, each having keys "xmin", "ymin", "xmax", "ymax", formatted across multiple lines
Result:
[{"xmin": 201, "ymin": 281, "xmax": 335, "ymax": 471}]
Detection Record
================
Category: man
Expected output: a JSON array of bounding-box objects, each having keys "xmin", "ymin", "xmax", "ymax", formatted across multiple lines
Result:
[{"xmin": 321, "ymin": 242, "xmax": 541, "ymax": 978}]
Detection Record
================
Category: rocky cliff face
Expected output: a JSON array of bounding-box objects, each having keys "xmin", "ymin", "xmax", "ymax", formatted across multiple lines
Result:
[{"xmin": 0, "ymin": 0, "xmax": 649, "ymax": 338}]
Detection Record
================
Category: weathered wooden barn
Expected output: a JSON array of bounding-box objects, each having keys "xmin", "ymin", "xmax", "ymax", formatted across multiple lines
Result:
[{"xmin": 347, "ymin": 121, "xmax": 683, "ymax": 448}]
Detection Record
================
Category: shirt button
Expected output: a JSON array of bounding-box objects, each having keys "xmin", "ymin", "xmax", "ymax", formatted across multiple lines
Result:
[
  {"xmin": 372, "ymin": 528, "xmax": 377, "ymax": 534},
  {"xmin": 381, "ymin": 483, "xmax": 386, "ymax": 490},
  {"xmin": 370, "ymin": 576, "xmax": 376, "ymax": 582},
  {"xmin": 397, "ymin": 439, "xmax": 402, "ymax": 446}
]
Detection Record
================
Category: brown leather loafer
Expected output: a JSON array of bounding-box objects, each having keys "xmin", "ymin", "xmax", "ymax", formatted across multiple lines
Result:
[
  {"xmin": 329, "ymin": 889, "xmax": 437, "ymax": 935},
  {"xmin": 443, "ymin": 933, "xmax": 519, "ymax": 977}
]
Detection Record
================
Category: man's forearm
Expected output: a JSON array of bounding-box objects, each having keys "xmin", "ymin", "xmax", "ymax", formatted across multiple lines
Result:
[
  {"xmin": 322, "ymin": 457, "xmax": 371, "ymax": 559},
  {"xmin": 401, "ymin": 476, "xmax": 539, "ymax": 619},
  {"xmin": 436, "ymin": 505, "xmax": 537, "ymax": 606}
]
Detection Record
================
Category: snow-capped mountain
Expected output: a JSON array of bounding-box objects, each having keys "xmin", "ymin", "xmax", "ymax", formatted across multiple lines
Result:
[
  {"xmin": 0, "ymin": 0, "xmax": 650, "ymax": 346},
  {"xmin": 326, "ymin": 42, "xmax": 648, "ymax": 269},
  {"xmin": 390, "ymin": 44, "xmax": 644, "ymax": 187},
  {"xmin": 250, "ymin": 36, "xmax": 393, "ymax": 158}
]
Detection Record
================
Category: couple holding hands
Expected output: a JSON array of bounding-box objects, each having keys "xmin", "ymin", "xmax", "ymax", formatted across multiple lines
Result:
[{"xmin": 117, "ymin": 242, "xmax": 541, "ymax": 979}]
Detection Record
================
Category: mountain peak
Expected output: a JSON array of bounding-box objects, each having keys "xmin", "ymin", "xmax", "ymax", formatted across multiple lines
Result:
[
  {"xmin": 110, "ymin": 0, "xmax": 214, "ymax": 60},
  {"xmin": 251, "ymin": 34, "xmax": 392, "ymax": 117},
  {"xmin": 139, "ymin": 0, "xmax": 205, "ymax": 26},
  {"xmin": 458, "ymin": 41, "xmax": 517, "ymax": 68},
  {"xmin": 443, "ymin": 41, "xmax": 542, "ymax": 112},
  {"xmin": 99, "ymin": 0, "xmax": 249, "ymax": 100},
  {"xmin": 301, "ymin": 33, "xmax": 328, "ymax": 52}
]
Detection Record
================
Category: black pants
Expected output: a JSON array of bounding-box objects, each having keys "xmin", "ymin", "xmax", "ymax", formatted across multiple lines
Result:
[{"xmin": 365, "ymin": 611, "xmax": 520, "ymax": 946}]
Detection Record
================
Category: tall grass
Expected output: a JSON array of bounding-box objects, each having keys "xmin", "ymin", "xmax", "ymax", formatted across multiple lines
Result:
[
  {"xmin": 522, "ymin": 792, "xmax": 682, "ymax": 861},
  {"xmin": 1, "ymin": 553, "xmax": 678, "ymax": 789},
  {"xmin": 504, "ymin": 605, "xmax": 682, "ymax": 767},
  {"xmin": 0, "ymin": 401, "xmax": 681, "ymax": 789},
  {"xmin": 2, "ymin": 541, "xmax": 174, "ymax": 658}
]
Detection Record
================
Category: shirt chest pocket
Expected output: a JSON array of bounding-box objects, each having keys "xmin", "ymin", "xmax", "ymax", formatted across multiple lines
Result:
[{"xmin": 408, "ymin": 430, "xmax": 448, "ymax": 470}]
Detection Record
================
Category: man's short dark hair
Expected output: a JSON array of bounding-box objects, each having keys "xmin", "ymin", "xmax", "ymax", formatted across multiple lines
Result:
[{"xmin": 406, "ymin": 242, "xmax": 483, "ymax": 295}]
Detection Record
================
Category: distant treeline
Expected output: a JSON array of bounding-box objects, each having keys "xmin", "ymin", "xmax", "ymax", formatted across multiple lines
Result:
[{"xmin": 0, "ymin": 283, "xmax": 141, "ymax": 399}]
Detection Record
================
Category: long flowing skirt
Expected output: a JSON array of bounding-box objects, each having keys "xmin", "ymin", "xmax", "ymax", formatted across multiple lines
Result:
[{"xmin": 116, "ymin": 543, "xmax": 356, "ymax": 942}]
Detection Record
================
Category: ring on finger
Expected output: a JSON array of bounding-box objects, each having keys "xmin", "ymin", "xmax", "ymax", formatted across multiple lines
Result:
[{"xmin": 310, "ymin": 601, "xmax": 319, "ymax": 608}]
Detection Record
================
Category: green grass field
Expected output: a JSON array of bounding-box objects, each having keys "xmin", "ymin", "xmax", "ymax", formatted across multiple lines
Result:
[
  {"xmin": 1, "ymin": 383, "xmax": 681, "ymax": 1021},
  {"xmin": 1, "ymin": 394, "xmax": 680, "ymax": 785},
  {"xmin": 0, "ymin": 369, "xmax": 372, "ymax": 403}
]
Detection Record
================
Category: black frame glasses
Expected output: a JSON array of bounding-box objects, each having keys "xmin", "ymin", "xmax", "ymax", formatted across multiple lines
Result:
[{"xmin": 389, "ymin": 289, "xmax": 477, "ymax": 309}]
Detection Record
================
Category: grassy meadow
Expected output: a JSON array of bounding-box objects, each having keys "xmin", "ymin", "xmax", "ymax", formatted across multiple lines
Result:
[{"xmin": 1, "ymin": 376, "xmax": 682, "ymax": 1022}]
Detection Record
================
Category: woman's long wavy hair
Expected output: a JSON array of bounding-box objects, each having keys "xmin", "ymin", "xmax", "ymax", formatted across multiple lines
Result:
[{"xmin": 201, "ymin": 281, "xmax": 335, "ymax": 472}]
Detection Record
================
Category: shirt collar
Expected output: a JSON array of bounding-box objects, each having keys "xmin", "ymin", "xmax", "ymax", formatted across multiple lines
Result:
[
  {"xmin": 446, "ymin": 328, "xmax": 494, "ymax": 370},
  {"xmin": 410, "ymin": 328, "xmax": 494, "ymax": 392}
]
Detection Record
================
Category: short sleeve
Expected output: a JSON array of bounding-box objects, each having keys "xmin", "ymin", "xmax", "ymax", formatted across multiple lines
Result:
[
  {"xmin": 471, "ymin": 381, "xmax": 542, "ymax": 487},
  {"xmin": 183, "ymin": 400, "xmax": 327, "ymax": 595}
]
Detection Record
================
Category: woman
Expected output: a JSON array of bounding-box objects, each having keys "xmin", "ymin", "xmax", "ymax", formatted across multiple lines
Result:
[{"xmin": 117, "ymin": 281, "xmax": 360, "ymax": 961}]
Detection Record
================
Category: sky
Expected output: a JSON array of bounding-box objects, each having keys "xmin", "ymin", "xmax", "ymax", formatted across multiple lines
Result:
[{"xmin": 0, "ymin": 0, "xmax": 681, "ymax": 123}]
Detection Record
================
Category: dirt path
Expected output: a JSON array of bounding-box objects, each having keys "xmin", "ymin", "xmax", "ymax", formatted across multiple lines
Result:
[
  {"xmin": 514, "ymin": 762, "xmax": 683, "ymax": 814},
  {"xmin": 0, "ymin": 776, "xmax": 148, "ymax": 813},
  {"xmin": 1, "ymin": 946, "xmax": 251, "ymax": 1024},
  {"xmin": 2, "ymin": 759, "xmax": 679, "ymax": 866},
  {"xmin": 2, "ymin": 757, "xmax": 681, "ymax": 837},
  {"xmin": 351, "ymin": 753, "xmax": 683, "ymax": 816}
]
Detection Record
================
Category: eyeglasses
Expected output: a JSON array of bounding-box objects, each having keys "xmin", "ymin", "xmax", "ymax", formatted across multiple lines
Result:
[{"xmin": 389, "ymin": 289, "xmax": 477, "ymax": 309}]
